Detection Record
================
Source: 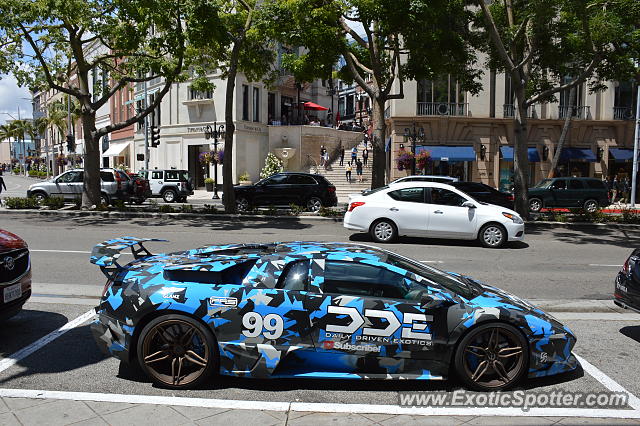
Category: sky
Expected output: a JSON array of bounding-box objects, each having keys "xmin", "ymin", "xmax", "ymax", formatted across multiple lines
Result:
[{"xmin": 0, "ymin": 74, "xmax": 33, "ymax": 124}]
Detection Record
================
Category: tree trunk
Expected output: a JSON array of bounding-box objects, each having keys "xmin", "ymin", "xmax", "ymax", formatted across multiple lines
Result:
[
  {"xmin": 370, "ymin": 97, "xmax": 387, "ymax": 188},
  {"xmin": 547, "ymin": 86, "xmax": 576, "ymax": 178},
  {"xmin": 81, "ymin": 112, "xmax": 102, "ymax": 208},
  {"xmin": 222, "ymin": 42, "xmax": 242, "ymax": 213},
  {"xmin": 513, "ymin": 87, "xmax": 530, "ymax": 219}
]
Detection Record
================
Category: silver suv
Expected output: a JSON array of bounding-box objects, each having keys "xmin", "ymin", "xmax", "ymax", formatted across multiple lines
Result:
[{"xmin": 27, "ymin": 168, "xmax": 133, "ymax": 205}]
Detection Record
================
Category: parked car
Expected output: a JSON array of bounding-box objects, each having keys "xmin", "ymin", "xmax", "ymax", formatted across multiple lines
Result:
[
  {"xmin": 344, "ymin": 182, "xmax": 524, "ymax": 248},
  {"xmin": 138, "ymin": 169, "xmax": 194, "ymax": 203},
  {"xmin": 391, "ymin": 175, "xmax": 459, "ymax": 184},
  {"xmin": 27, "ymin": 168, "xmax": 134, "ymax": 205},
  {"xmin": 528, "ymin": 177, "xmax": 609, "ymax": 213},
  {"xmin": 90, "ymin": 237, "xmax": 575, "ymax": 391},
  {"xmin": 0, "ymin": 230, "xmax": 31, "ymax": 320},
  {"xmin": 451, "ymin": 182, "xmax": 514, "ymax": 209},
  {"xmin": 614, "ymin": 248, "xmax": 640, "ymax": 313},
  {"xmin": 231, "ymin": 172, "xmax": 337, "ymax": 212}
]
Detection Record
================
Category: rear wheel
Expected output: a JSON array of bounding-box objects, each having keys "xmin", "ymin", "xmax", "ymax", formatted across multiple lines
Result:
[
  {"xmin": 306, "ymin": 197, "xmax": 322, "ymax": 212},
  {"xmin": 583, "ymin": 199, "xmax": 599, "ymax": 213},
  {"xmin": 455, "ymin": 322, "xmax": 528, "ymax": 391},
  {"xmin": 478, "ymin": 223, "xmax": 507, "ymax": 248},
  {"xmin": 137, "ymin": 315, "xmax": 218, "ymax": 389},
  {"xmin": 100, "ymin": 194, "xmax": 110, "ymax": 206},
  {"xmin": 31, "ymin": 191, "xmax": 47, "ymax": 204},
  {"xmin": 236, "ymin": 197, "xmax": 250, "ymax": 212},
  {"xmin": 162, "ymin": 189, "xmax": 177, "ymax": 203},
  {"xmin": 529, "ymin": 198, "xmax": 543, "ymax": 212},
  {"xmin": 370, "ymin": 219, "xmax": 397, "ymax": 243}
]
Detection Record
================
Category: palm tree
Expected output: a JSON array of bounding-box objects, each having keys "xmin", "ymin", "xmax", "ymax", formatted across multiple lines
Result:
[
  {"xmin": 5, "ymin": 120, "xmax": 30, "ymax": 175},
  {"xmin": 0, "ymin": 124, "xmax": 16, "ymax": 170}
]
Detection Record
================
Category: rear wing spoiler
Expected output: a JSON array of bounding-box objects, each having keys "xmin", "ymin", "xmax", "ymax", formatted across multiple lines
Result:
[{"xmin": 90, "ymin": 237, "xmax": 168, "ymax": 280}]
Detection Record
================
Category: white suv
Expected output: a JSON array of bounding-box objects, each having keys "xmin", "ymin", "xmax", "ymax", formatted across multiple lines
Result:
[{"xmin": 344, "ymin": 182, "xmax": 524, "ymax": 248}]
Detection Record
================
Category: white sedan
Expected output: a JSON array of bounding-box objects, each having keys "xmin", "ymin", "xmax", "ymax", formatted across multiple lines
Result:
[{"xmin": 343, "ymin": 182, "xmax": 525, "ymax": 248}]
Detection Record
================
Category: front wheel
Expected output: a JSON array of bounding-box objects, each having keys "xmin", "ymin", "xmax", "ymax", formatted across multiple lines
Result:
[
  {"xmin": 236, "ymin": 197, "xmax": 250, "ymax": 212},
  {"xmin": 583, "ymin": 199, "xmax": 599, "ymax": 213},
  {"xmin": 31, "ymin": 192, "xmax": 47, "ymax": 205},
  {"xmin": 370, "ymin": 219, "xmax": 397, "ymax": 243},
  {"xmin": 136, "ymin": 315, "xmax": 218, "ymax": 390},
  {"xmin": 454, "ymin": 322, "xmax": 529, "ymax": 391},
  {"xmin": 529, "ymin": 198, "xmax": 543, "ymax": 212},
  {"xmin": 100, "ymin": 194, "xmax": 110, "ymax": 206},
  {"xmin": 162, "ymin": 189, "xmax": 177, "ymax": 203},
  {"xmin": 478, "ymin": 223, "xmax": 507, "ymax": 248},
  {"xmin": 306, "ymin": 197, "xmax": 322, "ymax": 212}
]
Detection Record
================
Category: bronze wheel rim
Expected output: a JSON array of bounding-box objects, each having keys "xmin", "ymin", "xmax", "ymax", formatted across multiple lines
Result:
[
  {"xmin": 462, "ymin": 327, "xmax": 525, "ymax": 389},
  {"xmin": 141, "ymin": 319, "xmax": 210, "ymax": 387}
]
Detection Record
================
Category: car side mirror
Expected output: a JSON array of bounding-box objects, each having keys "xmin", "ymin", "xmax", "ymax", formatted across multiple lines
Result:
[
  {"xmin": 421, "ymin": 294, "xmax": 453, "ymax": 310},
  {"xmin": 462, "ymin": 201, "xmax": 476, "ymax": 209}
]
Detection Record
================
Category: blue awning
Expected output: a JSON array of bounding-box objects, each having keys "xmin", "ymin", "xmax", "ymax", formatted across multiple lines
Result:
[
  {"xmin": 609, "ymin": 148, "xmax": 635, "ymax": 162},
  {"xmin": 416, "ymin": 145, "xmax": 475, "ymax": 162},
  {"xmin": 559, "ymin": 148, "xmax": 596, "ymax": 162},
  {"xmin": 500, "ymin": 146, "xmax": 541, "ymax": 162}
]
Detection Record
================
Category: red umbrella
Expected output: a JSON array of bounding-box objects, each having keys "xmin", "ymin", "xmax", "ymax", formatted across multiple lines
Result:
[{"xmin": 303, "ymin": 102, "xmax": 329, "ymax": 111}]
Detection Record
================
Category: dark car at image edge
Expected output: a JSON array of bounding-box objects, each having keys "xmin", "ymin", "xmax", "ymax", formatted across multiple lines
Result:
[
  {"xmin": 229, "ymin": 172, "xmax": 337, "ymax": 212},
  {"xmin": 0, "ymin": 230, "xmax": 31, "ymax": 320},
  {"xmin": 614, "ymin": 248, "xmax": 640, "ymax": 313}
]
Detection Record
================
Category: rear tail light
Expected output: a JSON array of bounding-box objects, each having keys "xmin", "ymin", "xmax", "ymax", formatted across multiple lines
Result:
[
  {"xmin": 622, "ymin": 257, "xmax": 631, "ymax": 275},
  {"xmin": 348, "ymin": 201, "xmax": 365, "ymax": 212},
  {"xmin": 507, "ymin": 194, "xmax": 514, "ymax": 201},
  {"xmin": 328, "ymin": 186, "xmax": 336, "ymax": 193}
]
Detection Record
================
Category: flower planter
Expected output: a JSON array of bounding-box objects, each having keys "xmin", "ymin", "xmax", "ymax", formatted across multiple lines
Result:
[
  {"xmin": 239, "ymin": 180, "xmax": 252, "ymax": 186},
  {"xmin": 205, "ymin": 182, "xmax": 214, "ymax": 192}
]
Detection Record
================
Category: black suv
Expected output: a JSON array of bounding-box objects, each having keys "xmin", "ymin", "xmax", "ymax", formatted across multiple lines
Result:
[
  {"xmin": 450, "ymin": 182, "xmax": 514, "ymax": 209},
  {"xmin": 528, "ymin": 177, "xmax": 609, "ymax": 213},
  {"xmin": 232, "ymin": 172, "xmax": 337, "ymax": 212}
]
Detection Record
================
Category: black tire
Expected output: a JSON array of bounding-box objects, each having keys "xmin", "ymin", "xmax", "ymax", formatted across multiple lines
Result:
[
  {"xmin": 100, "ymin": 193, "xmax": 110, "ymax": 206},
  {"xmin": 136, "ymin": 314, "xmax": 218, "ymax": 390},
  {"xmin": 583, "ymin": 199, "xmax": 599, "ymax": 213},
  {"xmin": 236, "ymin": 197, "xmax": 250, "ymax": 212},
  {"xmin": 162, "ymin": 189, "xmax": 177, "ymax": 203},
  {"xmin": 529, "ymin": 198, "xmax": 543, "ymax": 213},
  {"xmin": 478, "ymin": 223, "xmax": 507, "ymax": 248},
  {"xmin": 306, "ymin": 196, "xmax": 322, "ymax": 212},
  {"xmin": 454, "ymin": 322, "xmax": 529, "ymax": 391},
  {"xmin": 370, "ymin": 219, "xmax": 398, "ymax": 243},
  {"xmin": 31, "ymin": 191, "xmax": 47, "ymax": 204}
]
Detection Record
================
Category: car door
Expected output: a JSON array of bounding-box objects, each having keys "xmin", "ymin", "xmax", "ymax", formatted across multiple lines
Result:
[
  {"xmin": 425, "ymin": 187, "xmax": 477, "ymax": 238},
  {"xmin": 567, "ymin": 179, "xmax": 586, "ymax": 206},
  {"xmin": 384, "ymin": 187, "xmax": 429, "ymax": 236},
  {"xmin": 305, "ymin": 260, "xmax": 441, "ymax": 367},
  {"xmin": 548, "ymin": 178, "xmax": 567, "ymax": 207},
  {"xmin": 150, "ymin": 170, "xmax": 164, "ymax": 195},
  {"xmin": 283, "ymin": 174, "xmax": 308, "ymax": 205},
  {"xmin": 55, "ymin": 171, "xmax": 81, "ymax": 200},
  {"xmin": 253, "ymin": 174, "xmax": 289, "ymax": 206}
]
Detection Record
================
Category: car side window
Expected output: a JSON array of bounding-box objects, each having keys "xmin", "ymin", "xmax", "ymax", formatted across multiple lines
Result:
[
  {"xmin": 322, "ymin": 261, "xmax": 422, "ymax": 300},
  {"xmin": 58, "ymin": 171, "xmax": 81, "ymax": 183},
  {"xmin": 288, "ymin": 175, "xmax": 316, "ymax": 185},
  {"xmin": 151, "ymin": 171, "xmax": 163, "ymax": 180},
  {"xmin": 276, "ymin": 260, "xmax": 309, "ymax": 291},
  {"xmin": 586, "ymin": 180, "xmax": 605, "ymax": 189},
  {"xmin": 100, "ymin": 171, "xmax": 114, "ymax": 182},
  {"xmin": 165, "ymin": 171, "xmax": 180, "ymax": 180},
  {"xmin": 263, "ymin": 175, "xmax": 288, "ymax": 185},
  {"xmin": 429, "ymin": 188, "xmax": 467, "ymax": 207},
  {"xmin": 387, "ymin": 187, "xmax": 425, "ymax": 203},
  {"xmin": 551, "ymin": 180, "xmax": 566, "ymax": 190},
  {"xmin": 568, "ymin": 179, "xmax": 584, "ymax": 190}
]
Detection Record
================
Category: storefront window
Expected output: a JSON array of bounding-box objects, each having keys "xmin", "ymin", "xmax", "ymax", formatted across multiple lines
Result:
[
  {"xmin": 498, "ymin": 162, "xmax": 537, "ymax": 192},
  {"xmin": 424, "ymin": 160, "xmax": 470, "ymax": 181}
]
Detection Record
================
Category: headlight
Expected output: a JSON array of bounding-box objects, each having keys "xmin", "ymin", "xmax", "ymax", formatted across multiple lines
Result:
[{"xmin": 502, "ymin": 212, "xmax": 524, "ymax": 224}]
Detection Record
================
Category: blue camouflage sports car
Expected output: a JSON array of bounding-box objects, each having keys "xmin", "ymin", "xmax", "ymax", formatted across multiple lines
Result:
[{"xmin": 90, "ymin": 237, "xmax": 577, "ymax": 391}]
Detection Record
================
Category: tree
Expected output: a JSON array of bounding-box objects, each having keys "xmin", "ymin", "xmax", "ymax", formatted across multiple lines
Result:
[
  {"xmin": 189, "ymin": 0, "xmax": 276, "ymax": 213},
  {"xmin": 0, "ymin": 0, "xmax": 222, "ymax": 207},
  {"xmin": 259, "ymin": 0, "xmax": 480, "ymax": 189},
  {"xmin": 474, "ymin": 0, "xmax": 640, "ymax": 217}
]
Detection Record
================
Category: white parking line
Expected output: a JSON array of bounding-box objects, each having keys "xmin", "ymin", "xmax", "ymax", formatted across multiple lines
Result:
[
  {"xmin": 589, "ymin": 264, "xmax": 622, "ymax": 267},
  {"xmin": 420, "ymin": 260, "xmax": 444, "ymax": 264},
  {"xmin": 30, "ymin": 249, "xmax": 91, "ymax": 254},
  {"xmin": 0, "ymin": 309, "xmax": 95, "ymax": 374},
  {"xmin": 575, "ymin": 354, "xmax": 640, "ymax": 411}
]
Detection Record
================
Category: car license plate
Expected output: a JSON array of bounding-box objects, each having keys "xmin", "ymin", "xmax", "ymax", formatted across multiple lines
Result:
[{"xmin": 3, "ymin": 283, "xmax": 22, "ymax": 304}]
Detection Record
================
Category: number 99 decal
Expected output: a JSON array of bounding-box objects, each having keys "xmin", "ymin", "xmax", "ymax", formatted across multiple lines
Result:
[{"xmin": 242, "ymin": 312, "xmax": 285, "ymax": 339}]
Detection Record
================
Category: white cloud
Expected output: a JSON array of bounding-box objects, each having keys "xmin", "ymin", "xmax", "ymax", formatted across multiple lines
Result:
[{"xmin": 0, "ymin": 75, "xmax": 33, "ymax": 124}]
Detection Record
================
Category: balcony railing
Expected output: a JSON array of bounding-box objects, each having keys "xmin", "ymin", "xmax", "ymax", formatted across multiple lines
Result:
[
  {"xmin": 503, "ymin": 104, "xmax": 536, "ymax": 119},
  {"xmin": 558, "ymin": 105, "xmax": 590, "ymax": 120},
  {"xmin": 613, "ymin": 106, "xmax": 636, "ymax": 120},
  {"xmin": 416, "ymin": 102, "xmax": 469, "ymax": 117}
]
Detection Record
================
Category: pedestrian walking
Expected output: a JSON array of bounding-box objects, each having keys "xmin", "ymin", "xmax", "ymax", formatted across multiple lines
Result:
[
  {"xmin": 346, "ymin": 162, "xmax": 352, "ymax": 183},
  {"xmin": 319, "ymin": 145, "xmax": 326, "ymax": 167},
  {"xmin": 362, "ymin": 147, "xmax": 369, "ymax": 166},
  {"xmin": 323, "ymin": 150, "xmax": 330, "ymax": 170},
  {"xmin": 339, "ymin": 148, "xmax": 345, "ymax": 166},
  {"xmin": 356, "ymin": 159, "xmax": 363, "ymax": 183},
  {"xmin": 351, "ymin": 146, "xmax": 357, "ymax": 163},
  {"xmin": 0, "ymin": 173, "xmax": 6, "ymax": 196},
  {"xmin": 622, "ymin": 177, "xmax": 630, "ymax": 204},
  {"xmin": 611, "ymin": 177, "xmax": 619, "ymax": 204}
]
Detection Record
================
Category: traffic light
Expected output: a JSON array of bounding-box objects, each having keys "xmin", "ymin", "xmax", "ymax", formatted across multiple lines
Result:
[
  {"xmin": 150, "ymin": 126, "xmax": 160, "ymax": 148},
  {"xmin": 66, "ymin": 135, "xmax": 75, "ymax": 152}
]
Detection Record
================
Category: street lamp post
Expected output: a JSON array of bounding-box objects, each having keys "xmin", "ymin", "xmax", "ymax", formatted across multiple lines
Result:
[
  {"xmin": 404, "ymin": 123, "xmax": 425, "ymax": 175},
  {"xmin": 204, "ymin": 123, "xmax": 225, "ymax": 200}
]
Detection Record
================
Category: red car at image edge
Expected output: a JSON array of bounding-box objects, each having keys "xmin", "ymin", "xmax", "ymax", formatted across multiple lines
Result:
[{"xmin": 0, "ymin": 229, "xmax": 31, "ymax": 320}]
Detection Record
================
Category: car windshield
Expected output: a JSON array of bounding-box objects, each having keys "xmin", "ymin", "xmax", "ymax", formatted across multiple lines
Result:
[
  {"xmin": 383, "ymin": 251, "xmax": 478, "ymax": 298},
  {"xmin": 533, "ymin": 179, "xmax": 552, "ymax": 189}
]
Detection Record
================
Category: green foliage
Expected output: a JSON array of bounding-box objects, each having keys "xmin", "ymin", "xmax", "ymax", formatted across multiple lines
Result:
[
  {"xmin": 204, "ymin": 177, "xmax": 215, "ymax": 184},
  {"xmin": 180, "ymin": 204, "xmax": 193, "ymax": 213},
  {"xmin": 202, "ymin": 204, "xmax": 218, "ymax": 214},
  {"xmin": 42, "ymin": 197, "xmax": 65, "ymax": 210},
  {"xmin": 239, "ymin": 172, "xmax": 251, "ymax": 181},
  {"xmin": 318, "ymin": 206, "xmax": 343, "ymax": 218},
  {"xmin": 621, "ymin": 208, "xmax": 640, "ymax": 224},
  {"xmin": 259, "ymin": 153, "xmax": 283, "ymax": 179},
  {"xmin": 159, "ymin": 204, "xmax": 175, "ymax": 213},
  {"xmin": 289, "ymin": 203, "xmax": 306, "ymax": 216},
  {"xmin": 12, "ymin": 168, "xmax": 20, "ymax": 175},
  {"xmin": 4, "ymin": 197, "xmax": 39, "ymax": 209},
  {"xmin": 113, "ymin": 199, "xmax": 128, "ymax": 212},
  {"xmin": 262, "ymin": 205, "xmax": 278, "ymax": 216}
]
